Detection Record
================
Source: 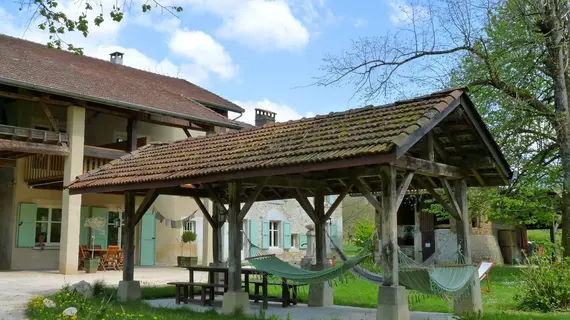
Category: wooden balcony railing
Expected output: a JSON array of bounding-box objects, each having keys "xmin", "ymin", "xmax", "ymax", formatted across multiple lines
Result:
[{"xmin": 24, "ymin": 146, "xmax": 127, "ymax": 185}]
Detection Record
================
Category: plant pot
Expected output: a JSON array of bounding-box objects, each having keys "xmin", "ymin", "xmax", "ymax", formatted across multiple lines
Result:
[
  {"xmin": 177, "ymin": 256, "xmax": 198, "ymax": 267},
  {"xmin": 85, "ymin": 258, "xmax": 99, "ymax": 273}
]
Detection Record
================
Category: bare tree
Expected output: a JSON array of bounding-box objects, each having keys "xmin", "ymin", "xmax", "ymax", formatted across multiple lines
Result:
[{"xmin": 319, "ymin": 0, "xmax": 570, "ymax": 255}]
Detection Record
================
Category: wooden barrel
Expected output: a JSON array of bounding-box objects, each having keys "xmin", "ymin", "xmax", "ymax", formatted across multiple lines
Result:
[{"xmin": 498, "ymin": 229, "xmax": 515, "ymax": 264}]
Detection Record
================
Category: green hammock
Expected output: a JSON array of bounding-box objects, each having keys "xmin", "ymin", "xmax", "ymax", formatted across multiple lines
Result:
[{"xmin": 246, "ymin": 254, "xmax": 369, "ymax": 284}]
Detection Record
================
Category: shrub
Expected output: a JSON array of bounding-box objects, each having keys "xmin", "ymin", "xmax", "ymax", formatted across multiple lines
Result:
[
  {"xmin": 353, "ymin": 219, "xmax": 375, "ymax": 260},
  {"xmin": 515, "ymin": 254, "xmax": 570, "ymax": 312}
]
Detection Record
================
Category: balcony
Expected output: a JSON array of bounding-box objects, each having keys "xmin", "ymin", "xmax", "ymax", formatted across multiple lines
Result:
[{"xmin": 24, "ymin": 146, "xmax": 127, "ymax": 188}]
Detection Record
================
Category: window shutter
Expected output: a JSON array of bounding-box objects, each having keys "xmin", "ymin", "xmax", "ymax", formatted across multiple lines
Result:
[
  {"xmin": 330, "ymin": 223, "xmax": 338, "ymax": 248},
  {"xmin": 17, "ymin": 203, "xmax": 37, "ymax": 247},
  {"xmin": 283, "ymin": 221, "xmax": 291, "ymax": 249},
  {"xmin": 261, "ymin": 220, "xmax": 269, "ymax": 249},
  {"xmin": 79, "ymin": 207, "xmax": 89, "ymax": 246},
  {"xmin": 248, "ymin": 219, "xmax": 259, "ymax": 256},
  {"xmin": 91, "ymin": 207, "xmax": 108, "ymax": 249},
  {"xmin": 300, "ymin": 234, "xmax": 307, "ymax": 249}
]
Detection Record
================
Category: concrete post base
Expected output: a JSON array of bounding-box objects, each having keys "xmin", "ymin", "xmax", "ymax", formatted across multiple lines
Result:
[
  {"xmin": 222, "ymin": 291, "xmax": 250, "ymax": 315},
  {"xmin": 377, "ymin": 286, "xmax": 410, "ymax": 320},
  {"xmin": 117, "ymin": 280, "xmax": 141, "ymax": 302},
  {"xmin": 453, "ymin": 273, "xmax": 483, "ymax": 315},
  {"xmin": 308, "ymin": 282, "xmax": 334, "ymax": 307}
]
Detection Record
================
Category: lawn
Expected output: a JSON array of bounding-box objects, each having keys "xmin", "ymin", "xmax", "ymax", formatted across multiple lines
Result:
[{"xmin": 27, "ymin": 250, "xmax": 570, "ymax": 320}]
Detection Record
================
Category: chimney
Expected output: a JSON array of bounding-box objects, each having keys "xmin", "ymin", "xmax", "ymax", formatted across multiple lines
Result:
[
  {"xmin": 255, "ymin": 108, "xmax": 276, "ymax": 127},
  {"xmin": 109, "ymin": 51, "xmax": 124, "ymax": 65}
]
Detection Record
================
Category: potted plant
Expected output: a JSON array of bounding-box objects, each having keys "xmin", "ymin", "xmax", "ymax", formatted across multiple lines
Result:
[
  {"xmin": 177, "ymin": 231, "xmax": 197, "ymax": 267},
  {"xmin": 84, "ymin": 216, "xmax": 107, "ymax": 273}
]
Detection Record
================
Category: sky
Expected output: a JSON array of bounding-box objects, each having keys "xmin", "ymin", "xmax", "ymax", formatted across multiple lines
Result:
[{"xmin": 0, "ymin": 0, "xmax": 426, "ymax": 125}]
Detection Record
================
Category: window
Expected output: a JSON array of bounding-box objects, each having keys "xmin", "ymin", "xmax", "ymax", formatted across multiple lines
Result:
[
  {"xmin": 291, "ymin": 233, "xmax": 299, "ymax": 248},
  {"xmin": 183, "ymin": 220, "xmax": 196, "ymax": 233},
  {"xmin": 107, "ymin": 211, "xmax": 123, "ymax": 246},
  {"xmin": 269, "ymin": 221, "xmax": 280, "ymax": 247},
  {"xmin": 35, "ymin": 208, "xmax": 62, "ymax": 245}
]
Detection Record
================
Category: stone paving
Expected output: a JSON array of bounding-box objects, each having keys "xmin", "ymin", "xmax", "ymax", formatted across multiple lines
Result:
[
  {"xmin": 147, "ymin": 298, "xmax": 454, "ymax": 320},
  {"xmin": 0, "ymin": 267, "xmax": 203, "ymax": 320}
]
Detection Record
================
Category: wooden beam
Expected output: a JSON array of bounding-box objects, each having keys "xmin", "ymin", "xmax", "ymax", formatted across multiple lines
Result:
[
  {"xmin": 0, "ymin": 124, "xmax": 69, "ymax": 143},
  {"xmin": 396, "ymin": 172, "xmax": 414, "ymax": 209},
  {"xmin": 433, "ymin": 137, "xmax": 451, "ymax": 162},
  {"xmin": 324, "ymin": 183, "xmax": 353, "ymax": 220},
  {"xmin": 183, "ymin": 128, "xmax": 191, "ymax": 138},
  {"xmin": 426, "ymin": 132, "xmax": 435, "ymax": 161},
  {"xmin": 416, "ymin": 177, "xmax": 460, "ymax": 220},
  {"xmin": 0, "ymin": 159, "xmax": 16, "ymax": 168},
  {"xmin": 227, "ymin": 182, "xmax": 242, "ymax": 293},
  {"xmin": 203, "ymin": 183, "xmax": 229, "ymax": 215},
  {"xmin": 471, "ymin": 169, "xmax": 486, "ymax": 186},
  {"xmin": 441, "ymin": 179, "xmax": 462, "ymax": 220},
  {"xmin": 39, "ymin": 101, "xmax": 60, "ymax": 134},
  {"xmin": 123, "ymin": 191, "xmax": 136, "ymax": 282},
  {"xmin": 126, "ymin": 119, "xmax": 138, "ymax": 152},
  {"xmin": 133, "ymin": 189, "xmax": 159, "ymax": 225},
  {"xmin": 350, "ymin": 176, "xmax": 383, "ymax": 213},
  {"xmin": 238, "ymin": 177, "xmax": 268, "ymax": 220},
  {"xmin": 83, "ymin": 145, "xmax": 127, "ymax": 159},
  {"xmin": 294, "ymin": 188, "xmax": 318, "ymax": 223},
  {"xmin": 193, "ymin": 196, "xmax": 216, "ymax": 227},
  {"xmin": 0, "ymin": 138, "xmax": 69, "ymax": 156},
  {"xmin": 243, "ymin": 176, "xmax": 326, "ymax": 189},
  {"xmin": 394, "ymin": 155, "xmax": 463, "ymax": 179}
]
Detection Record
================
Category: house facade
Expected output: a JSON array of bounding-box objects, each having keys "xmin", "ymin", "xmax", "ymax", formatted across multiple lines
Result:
[{"xmin": 0, "ymin": 35, "xmax": 244, "ymax": 272}]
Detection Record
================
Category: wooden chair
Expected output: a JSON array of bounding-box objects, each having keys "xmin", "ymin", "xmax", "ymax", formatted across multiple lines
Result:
[
  {"xmin": 99, "ymin": 245, "xmax": 121, "ymax": 271},
  {"xmin": 478, "ymin": 261, "xmax": 494, "ymax": 292},
  {"xmin": 94, "ymin": 245, "xmax": 102, "ymax": 249},
  {"xmin": 116, "ymin": 251, "xmax": 124, "ymax": 270},
  {"xmin": 78, "ymin": 246, "xmax": 88, "ymax": 270}
]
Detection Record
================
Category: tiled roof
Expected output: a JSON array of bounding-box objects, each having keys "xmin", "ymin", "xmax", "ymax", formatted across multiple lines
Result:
[
  {"xmin": 0, "ymin": 34, "xmax": 243, "ymax": 128},
  {"xmin": 68, "ymin": 88, "xmax": 468, "ymax": 191}
]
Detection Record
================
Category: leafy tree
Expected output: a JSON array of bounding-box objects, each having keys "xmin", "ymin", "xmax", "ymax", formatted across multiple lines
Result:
[
  {"xmin": 23, "ymin": 0, "xmax": 182, "ymax": 54},
  {"xmin": 342, "ymin": 197, "xmax": 375, "ymax": 243},
  {"xmin": 319, "ymin": 0, "xmax": 570, "ymax": 256}
]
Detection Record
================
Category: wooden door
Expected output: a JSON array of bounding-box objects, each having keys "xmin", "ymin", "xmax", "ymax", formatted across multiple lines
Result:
[{"xmin": 420, "ymin": 210, "xmax": 435, "ymax": 261}]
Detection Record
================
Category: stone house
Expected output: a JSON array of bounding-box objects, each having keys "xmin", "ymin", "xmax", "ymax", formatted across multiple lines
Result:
[{"xmin": 0, "ymin": 35, "xmax": 246, "ymax": 271}]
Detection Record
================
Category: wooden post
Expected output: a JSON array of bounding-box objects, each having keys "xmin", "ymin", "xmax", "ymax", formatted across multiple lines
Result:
[
  {"xmin": 381, "ymin": 166, "xmax": 398, "ymax": 286},
  {"xmin": 117, "ymin": 119, "xmax": 141, "ymax": 302},
  {"xmin": 453, "ymin": 179, "xmax": 483, "ymax": 314},
  {"xmin": 211, "ymin": 205, "xmax": 224, "ymax": 264},
  {"xmin": 227, "ymin": 182, "xmax": 241, "ymax": 292},
  {"xmin": 123, "ymin": 192, "xmax": 136, "ymax": 282},
  {"xmin": 308, "ymin": 187, "xmax": 334, "ymax": 307},
  {"xmin": 377, "ymin": 166, "xmax": 409, "ymax": 320},
  {"xmin": 222, "ymin": 181, "xmax": 251, "ymax": 315}
]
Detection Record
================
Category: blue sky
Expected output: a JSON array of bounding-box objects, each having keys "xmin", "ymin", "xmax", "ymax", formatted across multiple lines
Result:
[{"xmin": 0, "ymin": 0, "xmax": 423, "ymax": 124}]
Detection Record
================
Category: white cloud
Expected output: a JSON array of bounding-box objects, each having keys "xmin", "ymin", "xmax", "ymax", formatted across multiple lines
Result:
[
  {"xmin": 169, "ymin": 29, "xmax": 237, "ymax": 79},
  {"xmin": 388, "ymin": 0, "xmax": 430, "ymax": 25},
  {"xmin": 231, "ymin": 99, "xmax": 314, "ymax": 125},
  {"xmin": 353, "ymin": 18, "xmax": 367, "ymax": 28},
  {"xmin": 217, "ymin": 0, "xmax": 309, "ymax": 51}
]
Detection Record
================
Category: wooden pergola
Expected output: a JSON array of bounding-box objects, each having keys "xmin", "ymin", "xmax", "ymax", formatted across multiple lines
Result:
[{"xmin": 68, "ymin": 88, "xmax": 511, "ymax": 319}]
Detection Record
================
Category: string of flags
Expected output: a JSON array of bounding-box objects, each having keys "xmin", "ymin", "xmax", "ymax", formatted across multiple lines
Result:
[{"xmin": 151, "ymin": 207, "xmax": 198, "ymax": 229}]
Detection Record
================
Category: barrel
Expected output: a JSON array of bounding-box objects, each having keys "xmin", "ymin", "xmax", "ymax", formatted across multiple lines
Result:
[{"xmin": 498, "ymin": 229, "xmax": 515, "ymax": 264}]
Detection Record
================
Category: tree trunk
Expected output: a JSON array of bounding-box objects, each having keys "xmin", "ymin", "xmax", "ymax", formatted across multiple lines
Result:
[{"xmin": 543, "ymin": 0, "xmax": 570, "ymax": 257}]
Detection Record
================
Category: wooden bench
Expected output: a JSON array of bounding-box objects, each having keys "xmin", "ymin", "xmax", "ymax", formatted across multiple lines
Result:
[
  {"xmin": 249, "ymin": 280, "xmax": 307, "ymax": 307},
  {"xmin": 167, "ymin": 282, "xmax": 227, "ymax": 306}
]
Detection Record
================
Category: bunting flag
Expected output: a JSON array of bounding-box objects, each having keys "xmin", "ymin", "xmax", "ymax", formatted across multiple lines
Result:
[{"xmin": 151, "ymin": 208, "xmax": 198, "ymax": 229}]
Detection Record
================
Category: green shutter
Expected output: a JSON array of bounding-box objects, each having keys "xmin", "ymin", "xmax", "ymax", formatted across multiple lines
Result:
[
  {"xmin": 248, "ymin": 219, "xmax": 259, "ymax": 256},
  {"xmin": 330, "ymin": 223, "xmax": 338, "ymax": 248},
  {"xmin": 300, "ymin": 234, "xmax": 307, "ymax": 249},
  {"xmin": 79, "ymin": 207, "xmax": 89, "ymax": 246},
  {"xmin": 261, "ymin": 220, "xmax": 269, "ymax": 249},
  {"xmin": 283, "ymin": 221, "xmax": 291, "ymax": 250},
  {"xmin": 91, "ymin": 207, "xmax": 108, "ymax": 249},
  {"xmin": 17, "ymin": 203, "xmax": 37, "ymax": 247}
]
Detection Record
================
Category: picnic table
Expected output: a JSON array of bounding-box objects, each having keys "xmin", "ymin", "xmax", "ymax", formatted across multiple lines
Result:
[{"xmin": 167, "ymin": 265, "xmax": 305, "ymax": 307}]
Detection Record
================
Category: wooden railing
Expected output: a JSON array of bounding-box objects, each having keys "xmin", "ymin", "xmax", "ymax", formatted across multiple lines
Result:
[{"xmin": 24, "ymin": 146, "xmax": 127, "ymax": 184}]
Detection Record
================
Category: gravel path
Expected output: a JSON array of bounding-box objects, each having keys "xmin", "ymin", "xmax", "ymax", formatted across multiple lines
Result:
[{"xmin": 0, "ymin": 267, "xmax": 203, "ymax": 320}]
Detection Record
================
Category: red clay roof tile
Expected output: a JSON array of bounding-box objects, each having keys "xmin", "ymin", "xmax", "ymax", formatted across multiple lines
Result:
[{"xmin": 0, "ymin": 34, "xmax": 243, "ymax": 128}]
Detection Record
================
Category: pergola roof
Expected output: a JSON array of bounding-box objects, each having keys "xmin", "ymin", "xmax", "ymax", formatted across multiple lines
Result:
[{"xmin": 68, "ymin": 88, "xmax": 512, "ymax": 199}]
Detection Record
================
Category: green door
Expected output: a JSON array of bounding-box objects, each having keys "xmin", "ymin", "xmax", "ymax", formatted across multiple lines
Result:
[{"xmin": 140, "ymin": 211, "xmax": 156, "ymax": 266}]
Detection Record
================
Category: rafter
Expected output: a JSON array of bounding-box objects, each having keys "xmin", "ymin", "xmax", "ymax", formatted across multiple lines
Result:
[
  {"xmin": 396, "ymin": 172, "xmax": 414, "ymax": 208},
  {"xmin": 350, "ymin": 176, "xmax": 383, "ymax": 213},
  {"xmin": 238, "ymin": 177, "xmax": 268, "ymax": 220},
  {"xmin": 324, "ymin": 183, "xmax": 353, "ymax": 220},
  {"xmin": 133, "ymin": 189, "xmax": 159, "ymax": 225},
  {"xmin": 193, "ymin": 196, "xmax": 216, "ymax": 227}
]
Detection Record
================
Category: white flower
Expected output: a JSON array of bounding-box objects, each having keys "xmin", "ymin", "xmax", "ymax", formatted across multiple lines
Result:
[
  {"xmin": 62, "ymin": 307, "xmax": 77, "ymax": 316},
  {"xmin": 43, "ymin": 298, "xmax": 56, "ymax": 308}
]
